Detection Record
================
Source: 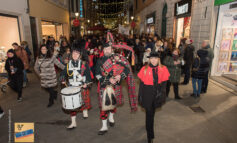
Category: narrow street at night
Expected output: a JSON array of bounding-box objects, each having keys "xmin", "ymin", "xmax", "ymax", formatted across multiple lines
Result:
[{"xmin": 0, "ymin": 73, "xmax": 236, "ymax": 143}]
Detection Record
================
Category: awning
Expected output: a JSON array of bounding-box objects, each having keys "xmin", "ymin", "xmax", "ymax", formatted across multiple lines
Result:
[{"xmin": 214, "ymin": 0, "xmax": 235, "ymax": 6}]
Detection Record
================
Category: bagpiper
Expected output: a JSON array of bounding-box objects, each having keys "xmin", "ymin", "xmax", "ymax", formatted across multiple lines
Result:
[{"xmin": 95, "ymin": 42, "xmax": 137, "ymax": 135}]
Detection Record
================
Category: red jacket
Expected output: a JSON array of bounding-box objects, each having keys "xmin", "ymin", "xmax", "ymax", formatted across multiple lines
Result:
[{"xmin": 137, "ymin": 65, "xmax": 170, "ymax": 85}]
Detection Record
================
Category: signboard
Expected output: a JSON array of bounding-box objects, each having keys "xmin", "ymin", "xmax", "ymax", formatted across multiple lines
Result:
[
  {"xmin": 214, "ymin": 0, "xmax": 235, "ymax": 6},
  {"xmin": 147, "ymin": 17, "xmax": 154, "ymax": 24},
  {"xmin": 146, "ymin": 12, "xmax": 156, "ymax": 25},
  {"xmin": 174, "ymin": 0, "xmax": 192, "ymax": 17},
  {"xmin": 73, "ymin": 19, "xmax": 80, "ymax": 27}
]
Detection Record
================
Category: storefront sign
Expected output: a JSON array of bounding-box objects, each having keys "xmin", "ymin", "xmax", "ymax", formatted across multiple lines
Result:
[
  {"xmin": 73, "ymin": 19, "xmax": 80, "ymax": 27},
  {"xmin": 146, "ymin": 12, "xmax": 156, "ymax": 25},
  {"xmin": 214, "ymin": 0, "xmax": 235, "ymax": 6},
  {"xmin": 147, "ymin": 17, "xmax": 154, "ymax": 24},
  {"xmin": 174, "ymin": 0, "xmax": 192, "ymax": 17}
]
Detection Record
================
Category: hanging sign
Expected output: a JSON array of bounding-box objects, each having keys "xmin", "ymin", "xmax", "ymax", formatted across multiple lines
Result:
[
  {"xmin": 174, "ymin": 0, "xmax": 192, "ymax": 17},
  {"xmin": 214, "ymin": 0, "xmax": 235, "ymax": 6},
  {"xmin": 73, "ymin": 19, "xmax": 80, "ymax": 27}
]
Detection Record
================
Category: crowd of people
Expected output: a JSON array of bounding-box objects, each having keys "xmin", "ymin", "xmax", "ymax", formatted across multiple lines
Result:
[{"xmin": 0, "ymin": 32, "xmax": 214, "ymax": 143}]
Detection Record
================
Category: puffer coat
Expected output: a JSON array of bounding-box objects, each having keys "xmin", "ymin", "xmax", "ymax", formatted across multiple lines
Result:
[{"xmin": 34, "ymin": 55, "xmax": 65, "ymax": 88}]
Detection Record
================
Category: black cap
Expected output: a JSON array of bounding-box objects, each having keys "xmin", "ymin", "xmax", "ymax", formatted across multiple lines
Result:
[
  {"xmin": 103, "ymin": 42, "xmax": 110, "ymax": 48},
  {"xmin": 148, "ymin": 52, "xmax": 160, "ymax": 58}
]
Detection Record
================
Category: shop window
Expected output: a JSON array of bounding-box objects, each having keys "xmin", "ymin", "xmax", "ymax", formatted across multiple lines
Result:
[{"xmin": 0, "ymin": 14, "xmax": 20, "ymax": 72}]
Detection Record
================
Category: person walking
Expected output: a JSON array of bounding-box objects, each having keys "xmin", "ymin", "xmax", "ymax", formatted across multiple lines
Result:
[
  {"xmin": 138, "ymin": 52, "xmax": 170, "ymax": 143},
  {"xmin": 5, "ymin": 49, "xmax": 24, "ymax": 101},
  {"xmin": 34, "ymin": 45, "xmax": 65, "ymax": 107},
  {"xmin": 164, "ymin": 48, "xmax": 182, "ymax": 99},
  {"xmin": 12, "ymin": 43, "xmax": 29, "ymax": 87}
]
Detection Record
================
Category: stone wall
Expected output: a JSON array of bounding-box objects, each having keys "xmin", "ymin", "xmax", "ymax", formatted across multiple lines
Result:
[{"xmin": 135, "ymin": 0, "xmax": 217, "ymax": 50}]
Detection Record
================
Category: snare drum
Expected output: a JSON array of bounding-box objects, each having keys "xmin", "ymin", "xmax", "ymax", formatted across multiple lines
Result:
[{"xmin": 61, "ymin": 86, "xmax": 83, "ymax": 110}]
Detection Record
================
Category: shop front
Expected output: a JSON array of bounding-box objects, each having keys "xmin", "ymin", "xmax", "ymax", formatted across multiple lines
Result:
[
  {"xmin": 0, "ymin": 14, "xmax": 21, "ymax": 73},
  {"xmin": 146, "ymin": 12, "xmax": 156, "ymax": 35},
  {"xmin": 41, "ymin": 21, "xmax": 63, "ymax": 41},
  {"xmin": 212, "ymin": 1, "xmax": 237, "ymax": 77},
  {"xmin": 174, "ymin": 0, "xmax": 192, "ymax": 48}
]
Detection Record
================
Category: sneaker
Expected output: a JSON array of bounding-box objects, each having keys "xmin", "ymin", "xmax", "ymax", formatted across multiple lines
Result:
[
  {"xmin": 0, "ymin": 112, "xmax": 4, "ymax": 119},
  {"xmin": 23, "ymin": 82, "xmax": 27, "ymax": 88},
  {"xmin": 17, "ymin": 97, "xmax": 22, "ymax": 102}
]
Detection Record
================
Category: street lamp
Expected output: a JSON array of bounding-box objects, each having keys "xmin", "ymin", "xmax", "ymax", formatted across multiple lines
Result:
[
  {"xmin": 87, "ymin": 20, "xmax": 90, "ymax": 23},
  {"xmin": 131, "ymin": 16, "xmax": 134, "ymax": 20},
  {"xmin": 75, "ymin": 12, "xmax": 79, "ymax": 17}
]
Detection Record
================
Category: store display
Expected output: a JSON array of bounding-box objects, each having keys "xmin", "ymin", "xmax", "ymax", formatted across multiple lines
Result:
[
  {"xmin": 219, "ymin": 51, "xmax": 229, "ymax": 61},
  {"xmin": 218, "ymin": 62, "xmax": 228, "ymax": 72},
  {"xmin": 231, "ymin": 51, "xmax": 237, "ymax": 61},
  {"xmin": 222, "ymin": 28, "xmax": 232, "ymax": 39},
  {"xmin": 0, "ymin": 47, "xmax": 6, "ymax": 73},
  {"xmin": 221, "ymin": 40, "xmax": 231, "ymax": 51},
  {"xmin": 229, "ymin": 62, "xmax": 237, "ymax": 72}
]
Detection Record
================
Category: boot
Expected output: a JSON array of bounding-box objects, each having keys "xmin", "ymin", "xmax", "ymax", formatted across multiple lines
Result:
[
  {"xmin": 148, "ymin": 138, "xmax": 153, "ymax": 143},
  {"xmin": 83, "ymin": 109, "xmax": 88, "ymax": 119},
  {"xmin": 175, "ymin": 95, "xmax": 182, "ymax": 100},
  {"xmin": 108, "ymin": 113, "xmax": 115, "ymax": 127},
  {"xmin": 67, "ymin": 116, "xmax": 77, "ymax": 130},
  {"xmin": 53, "ymin": 91, "xmax": 58, "ymax": 100},
  {"xmin": 98, "ymin": 120, "xmax": 108, "ymax": 135},
  {"xmin": 47, "ymin": 95, "xmax": 54, "ymax": 107}
]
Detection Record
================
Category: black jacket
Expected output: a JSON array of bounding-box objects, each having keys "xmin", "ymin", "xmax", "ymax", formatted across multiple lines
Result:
[
  {"xmin": 184, "ymin": 44, "xmax": 195, "ymax": 66},
  {"xmin": 191, "ymin": 49, "xmax": 210, "ymax": 79},
  {"xmin": 5, "ymin": 56, "xmax": 24, "ymax": 81},
  {"xmin": 138, "ymin": 65, "xmax": 167, "ymax": 109}
]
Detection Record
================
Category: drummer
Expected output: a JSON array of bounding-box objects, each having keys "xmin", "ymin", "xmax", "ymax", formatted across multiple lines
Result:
[{"xmin": 61, "ymin": 47, "xmax": 92, "ymax": 130}]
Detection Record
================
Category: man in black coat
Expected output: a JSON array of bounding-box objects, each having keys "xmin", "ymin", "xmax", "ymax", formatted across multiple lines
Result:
[{"xmin": 182, "ymin": 39, "xmax": 195, "ymax": 85}]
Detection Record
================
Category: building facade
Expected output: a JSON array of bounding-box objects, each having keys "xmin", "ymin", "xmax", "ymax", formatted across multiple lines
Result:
[
  {"xmin": 0, "ymin": 0, "xmax": 32, "ymax": 55},
  {"xmin": 135, "ymin": 0, "xmax": 237, "ymax": 90},
  {"xmin": 134, "ymin": 0, "xmax": 216, "ymax": 49},
  {"xmin": 29, "ymin": 0, "xmax": 70, "ymax": 58}
]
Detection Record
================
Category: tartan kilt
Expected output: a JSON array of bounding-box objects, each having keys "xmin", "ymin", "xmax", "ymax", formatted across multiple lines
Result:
[
  {"xmin": 80, "ymin": 88, "xmax": 92, "ymax": 111},
  {"xmin": 98, "ymin": 84, "xmax": 123, "ymax": 108}
]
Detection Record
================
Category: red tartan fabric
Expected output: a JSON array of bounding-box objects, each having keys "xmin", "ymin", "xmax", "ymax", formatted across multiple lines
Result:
[
  {"xmin": 100, "ymin": 108, "xmax": 117, "ymax": 120},
  {"xmin": 97, "ymin": 55, "xmax": 137, "ymax": 110},
  {"xmin": 70, "ymin": 111, "xmax": 77, "ymax": 116},
  {"xmin": 80, "ymin": 89, "xmax": 91, "ymax": 111}
]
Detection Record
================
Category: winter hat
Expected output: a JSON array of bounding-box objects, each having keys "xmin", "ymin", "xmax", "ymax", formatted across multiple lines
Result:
[
  {"xmin": 7, "ymin": 49, "xmax": 15, "ymax": 54},
  {"xmin": 103, "ymin": 42, "xmax": 111, "ymax": 48},
  {"xmin": 148, "ymin": 52, "xmax": 160, "ymax": 58}
]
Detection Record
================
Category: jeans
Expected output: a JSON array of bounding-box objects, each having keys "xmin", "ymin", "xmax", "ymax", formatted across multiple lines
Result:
[
  {"xmin": 192, "ymin": 78, "xmax": 203, "ymax": 95},
  {"xmin": 23, "ymin": 70, "xmax": 28, "ymax": 83}
]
